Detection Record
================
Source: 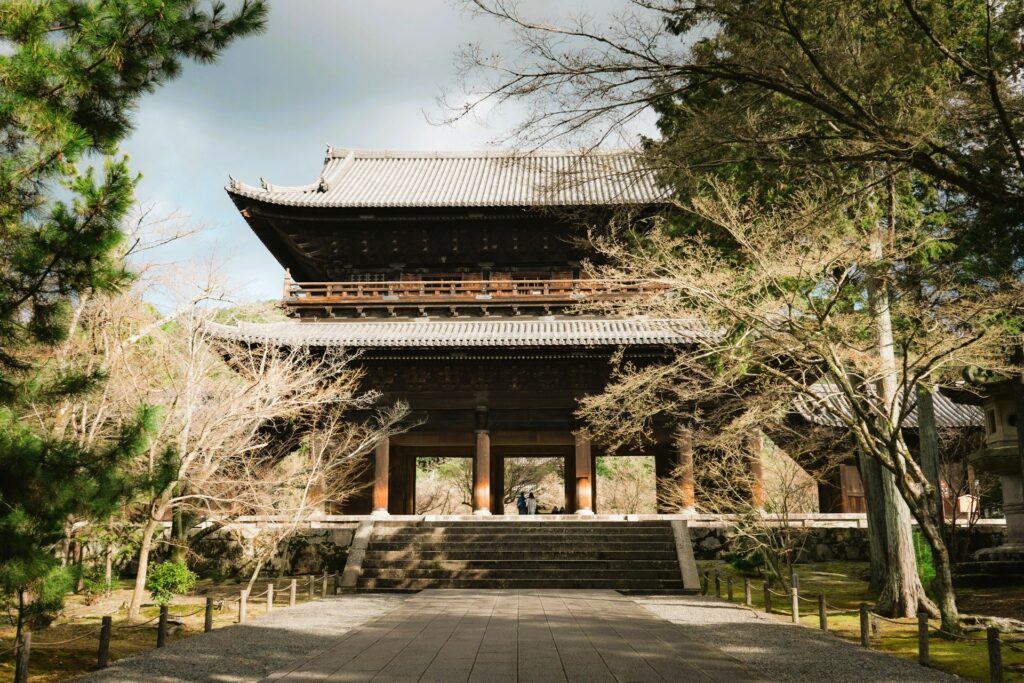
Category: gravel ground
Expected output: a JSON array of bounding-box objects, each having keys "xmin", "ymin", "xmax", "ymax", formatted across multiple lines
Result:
[
  {"xmin": 635, "ymin": 595, "xmax": 959, "ymax": 682},
  {"xmin": 74, "ymin": 594, "xmax": 405, "ymax": 683}
]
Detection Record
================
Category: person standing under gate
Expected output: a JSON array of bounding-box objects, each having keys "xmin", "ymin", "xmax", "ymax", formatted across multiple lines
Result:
[
  {"xmin": 526, "ymin": 491, "xmax": 538, "ymax": 515},
  {"xmin": 516, "ymin": 492, "xmax": 528, "ymax": 515}
]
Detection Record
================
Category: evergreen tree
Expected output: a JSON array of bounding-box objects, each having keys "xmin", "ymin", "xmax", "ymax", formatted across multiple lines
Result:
[{"xmin": 0, "ymin": 0, "xmax": 267, "ymax": 672}]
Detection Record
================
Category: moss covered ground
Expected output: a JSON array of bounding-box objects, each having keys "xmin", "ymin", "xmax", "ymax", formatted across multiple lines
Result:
[
  {"xmin": 697, "ymin": 560, "xmax": 1024, "ymax": 682},
  {"xmin": 0, "ymin": 576, "xmax": 324, "ymax": 682}
]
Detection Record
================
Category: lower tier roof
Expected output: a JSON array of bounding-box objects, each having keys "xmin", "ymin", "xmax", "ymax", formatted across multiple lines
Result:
[{"xmin": 206, "ymin": 318, "xmax": 706, "ymax": 348}]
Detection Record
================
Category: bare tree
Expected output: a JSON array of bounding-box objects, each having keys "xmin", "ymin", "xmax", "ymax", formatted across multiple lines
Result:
[
  {"xmin": 661, "ymin": 434, "xmax": 835, "ymax": 586},
  {"xmin": 578, "ymin": 181, "xmax": 1023, "ymax": 631},
  {"xmin": 124, "ymin": 304, "xmax": 401, "ymax": 619},
  {"xmin": 597, "ymin": 457, "xmax": 656, "ymax": 514}
]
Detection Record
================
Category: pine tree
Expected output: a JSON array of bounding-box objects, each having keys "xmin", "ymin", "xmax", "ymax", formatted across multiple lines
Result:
[{"xmin": 0, "ymin": 1, "xmax": 267, "ymax": 674}]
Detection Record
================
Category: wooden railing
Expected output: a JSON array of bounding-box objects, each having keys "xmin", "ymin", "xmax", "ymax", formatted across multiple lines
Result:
[{"xmin": 282, "ymin": 278, "xmax": 665, "ymax": 308}]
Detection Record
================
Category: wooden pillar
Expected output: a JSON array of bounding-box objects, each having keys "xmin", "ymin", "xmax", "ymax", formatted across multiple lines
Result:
[
  {"xmin": 404, "ymin": 450, "xmax": 416, "ymax": 514},
  {"xmin": 473, "ymin": 430, "xmax": 492, "ymax": 515},
  {"xmin": 575, "ymin": 432, "xmax": 594, "ymax": 515},
  {"xmin": 677, "ymin": 429, "xmax": 695, "ymax": 512},
  {"xmin": 372, "ymin": 437, "xmax": 389, "ymax": 516},
  {"xmin": 490, "ymin": 451, "xmax": 504, "ymax": 514},
  {"xmin": 591, "ymin": 449, "xmax": 598, "ymax": 514},
  {"xmin": 564, "ymin": 447, "xmax": 577, "ymax": 512},
  {"xmin": 747, "ymin": 431, "xmax": 765, "ymax": 510}
]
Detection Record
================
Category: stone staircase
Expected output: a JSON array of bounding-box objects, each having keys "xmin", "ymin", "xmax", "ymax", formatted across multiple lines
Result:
[{"xmin": 355, "ymin": 519, "xmax": 697, "ymax": 592}]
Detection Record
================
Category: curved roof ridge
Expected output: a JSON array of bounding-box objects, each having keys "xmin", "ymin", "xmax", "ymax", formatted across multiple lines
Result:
[
  {"xmin": 226, "ymin": 146, "xmax": 669, "ymax": 209},
  {"xmin": 323, "ymin": 147, "xmax": 643, "ymax": 160}
]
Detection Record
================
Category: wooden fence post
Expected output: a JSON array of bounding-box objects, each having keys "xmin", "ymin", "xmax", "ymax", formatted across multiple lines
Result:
[
  {"xmin": 818, "ymin": 594, "xmax": 827, "ymax": 631},
  {"xmin": 763, "ymin": 583, "xmax": 772, "ymax": 613},
  {"xmin": 267, "ymin": 583, "xmax": 274, "ymax": 612},
  {"xmin": 321, "ymin": 572, "xmax": 328, "ymax": 599},
  {"xmin": 97, "ymin": 615, "xmax": 112, "ymax": 668},
  {"xmin": 14, "ymin": 630, "xmax": 30, "ymax": 683},
  {"xmin": 987, "ymin": 627, "xmax": 1003, "ymax": 683},
  {"xmin": 157, "ymin": 605, "xmax": 168, "ymax": 648},
  {"xmin": 727, "ymin": 576, "xmax": 734, "ymax": 602},
  {"xmin": 204, "ymin": 597, "xmax": 214, "ymax": 633},
  {"xmin": 714, "ymin": 571, "xmax": 721, "ymax": 598},
  {"xmin": 308, "ymin": 574, "xmax": 315, "ymax": 600},
  {"xmin": 743, "ymin": 578, "xmax": 751, "ymax": 606},
  {"xmin": 791, "ymin": 586, "xmax": 799, "ymax": 624},
  {"xmin": 859, "ymin": 603, "xmax": 870, "ymax": 648},
  {"xmin": 290, "ymin": 579, "xmax": 297, "ymax": 607},
  {"xmin": 239, "ymin": 589, "xmax": 248, "ymax": 624},
  {"xmin": 917, "ymin": 611, "xmax": 929, "ymax": 666}
]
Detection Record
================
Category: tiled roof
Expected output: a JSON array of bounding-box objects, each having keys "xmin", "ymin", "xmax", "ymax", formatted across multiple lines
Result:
[
  {"xmin": 792, "ymin": 383, "xmax": 983, "ymax": 429},
  {"xmin": 206, "ymin": 318, "xmax": 705, "ymax": 348},
  {"xmin": 226, "ymin": 147, "xmax": 667, "ymax": 208}
]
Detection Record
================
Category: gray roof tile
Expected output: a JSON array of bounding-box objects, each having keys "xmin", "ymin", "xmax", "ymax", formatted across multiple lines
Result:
[
  {"xmin": 227, "ymin": 148, "xmax": 667, "ymax": 208},
  {"xmin": 792, "ymin": 383, "xmax": 983, "ymax": 428},
  {"xmin": 206, "ymin": 317, "xmax": 705, "ymax": 348}
]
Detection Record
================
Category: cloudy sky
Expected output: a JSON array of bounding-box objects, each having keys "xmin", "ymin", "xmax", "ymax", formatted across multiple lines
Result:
[{"xmin": 122, "ymin": 0, "xmax": 656, "ymax": 302}]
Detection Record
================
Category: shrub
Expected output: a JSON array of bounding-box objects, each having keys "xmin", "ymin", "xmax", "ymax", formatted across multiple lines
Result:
[
  {"xmin": 913, "ymin": 530, "xmax": 937, "ymax": 590},
  {"xmin": 146, "ymin": 562, "xmax": 197, "ymax": 606},
  {"xmin": 81, "ymin": 567, "xmax": 116, "ymax": 605}
]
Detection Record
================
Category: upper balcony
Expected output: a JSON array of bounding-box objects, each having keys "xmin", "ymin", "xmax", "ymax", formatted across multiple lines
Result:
[{"xmin": 282, "ymin": 276, "xmax": 665, "ymax": 319}]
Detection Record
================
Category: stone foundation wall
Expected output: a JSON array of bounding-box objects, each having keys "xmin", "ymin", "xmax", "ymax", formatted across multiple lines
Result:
[
  {"xmin": 688, "ymin": 524, "xmax": 1007, "ymax": 563},
  {"xmin": 189, "ymin": 527, "xmax": 356, "ymax": 579}
]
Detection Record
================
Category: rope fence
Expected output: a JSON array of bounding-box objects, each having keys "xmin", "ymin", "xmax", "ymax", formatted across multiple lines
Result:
[
  {"xmin": 3, "ymin": 573, "xmax": 338, "ymax": 681},
  {"xmin": 703, "ymin": 569, "xmax": 1021, "ymax": 682}
]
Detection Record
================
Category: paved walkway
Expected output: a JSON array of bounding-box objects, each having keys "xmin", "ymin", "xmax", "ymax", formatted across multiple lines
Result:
[
  {"xmin": 80, "ymin": 590, "xmax": 957, "ymax": 683},
  {"xmin": 265, "ymin": 590, "xmax": 761, "ymax": 682}
]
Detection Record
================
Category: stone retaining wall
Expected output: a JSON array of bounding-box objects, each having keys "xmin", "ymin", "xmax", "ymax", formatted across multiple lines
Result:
[{"xmin": 688, "ymin": 524, "xmax": 1007, "ymax": 563}]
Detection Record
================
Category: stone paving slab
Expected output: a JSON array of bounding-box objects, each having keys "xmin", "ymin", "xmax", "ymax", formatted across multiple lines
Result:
[
  {"xmin": 75, "ymin": 594, "xmax": 405, "ymax": 683},
  {"xmin": 636, "ymin": 594, "xmax": 958, "ymax": 683},
  {"xmin": 262, "ymin": 590, "xmax": 760, "ymax": 682}
]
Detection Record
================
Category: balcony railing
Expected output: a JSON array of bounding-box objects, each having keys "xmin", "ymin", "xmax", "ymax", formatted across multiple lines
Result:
[{"xmin": 282, "ymin": 278, "xmax": 665, "ymax": 314}]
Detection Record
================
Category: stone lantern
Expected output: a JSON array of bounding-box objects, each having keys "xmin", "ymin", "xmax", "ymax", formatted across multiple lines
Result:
[{"xmin": 946, "ymin": 380, "xmax": 1024, "ymax": 562}]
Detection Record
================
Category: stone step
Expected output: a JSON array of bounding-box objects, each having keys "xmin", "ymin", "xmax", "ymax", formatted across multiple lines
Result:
[
  {"xmin": 372, "ymin": 521, "xmax": 673, "ymax": 528},
  {"xmin": 368, "ymin": 528, "xmax": 671, "ymax": 536},
  {"xmin": 359, "ymin": 568, "xmax": 682, "ymax": 580},
  {"xmin": 360, "ymin": 559, "xmax": 681, "ymax": 571},
  {"xmin": 355, "ymin": 520, "xmax": 690, "ymax": 592},
  {"xmin": 363, "ymin": 550, "xmax": 679, "ymax": 562},
  {"xmin": 370, "ymin": 532, "xmax": 672, "ymax": 542},
  {"xmin": 358, "ymin": 577, "xmax": 686, "ymax": 590},
  {"xmin": 365, "ymin": 541, "xmax": 677, "ymax": 552}
]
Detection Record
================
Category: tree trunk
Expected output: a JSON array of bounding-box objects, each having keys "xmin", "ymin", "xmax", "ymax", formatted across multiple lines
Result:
[
  {"xmin": 874, "ymin": 467, "xmax": 931, "ymax": 617},
  {"xmin": 916, "ymin": 513, "xmax": 959, "ymax": 633},
  {"xmin": 128, "ymin": 516, "xmax": 161, "ymax": 621},
  {"xmin": 865, "ymin": 189, "xmax": 932, "ymax": 618},
  {"xmin": 14, "ymin": 590, "xmax": 29, "ymax": 683},
  {"xmin": 170, "ymin": 508, "xmax": 187, "ymax": 564},
  {"xmin": 857, "ymin": 448, "xmax": 889, "ymax": 590},
  {"xmin": 104, "ymin": 519, "xmax": 114, "ymax": 595},
  {"xmin": 73, "ymin": 539, "xmax": 84, "ymax": 593},
  {"xmin": 245, "ymin": 557, "xmax": 265, "ymax": 594}
]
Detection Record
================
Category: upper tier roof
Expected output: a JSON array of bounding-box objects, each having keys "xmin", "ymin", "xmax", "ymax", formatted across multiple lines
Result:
[{"xmin": 226, "ymin": 147, "xmax": 668, "ymax": 209}]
